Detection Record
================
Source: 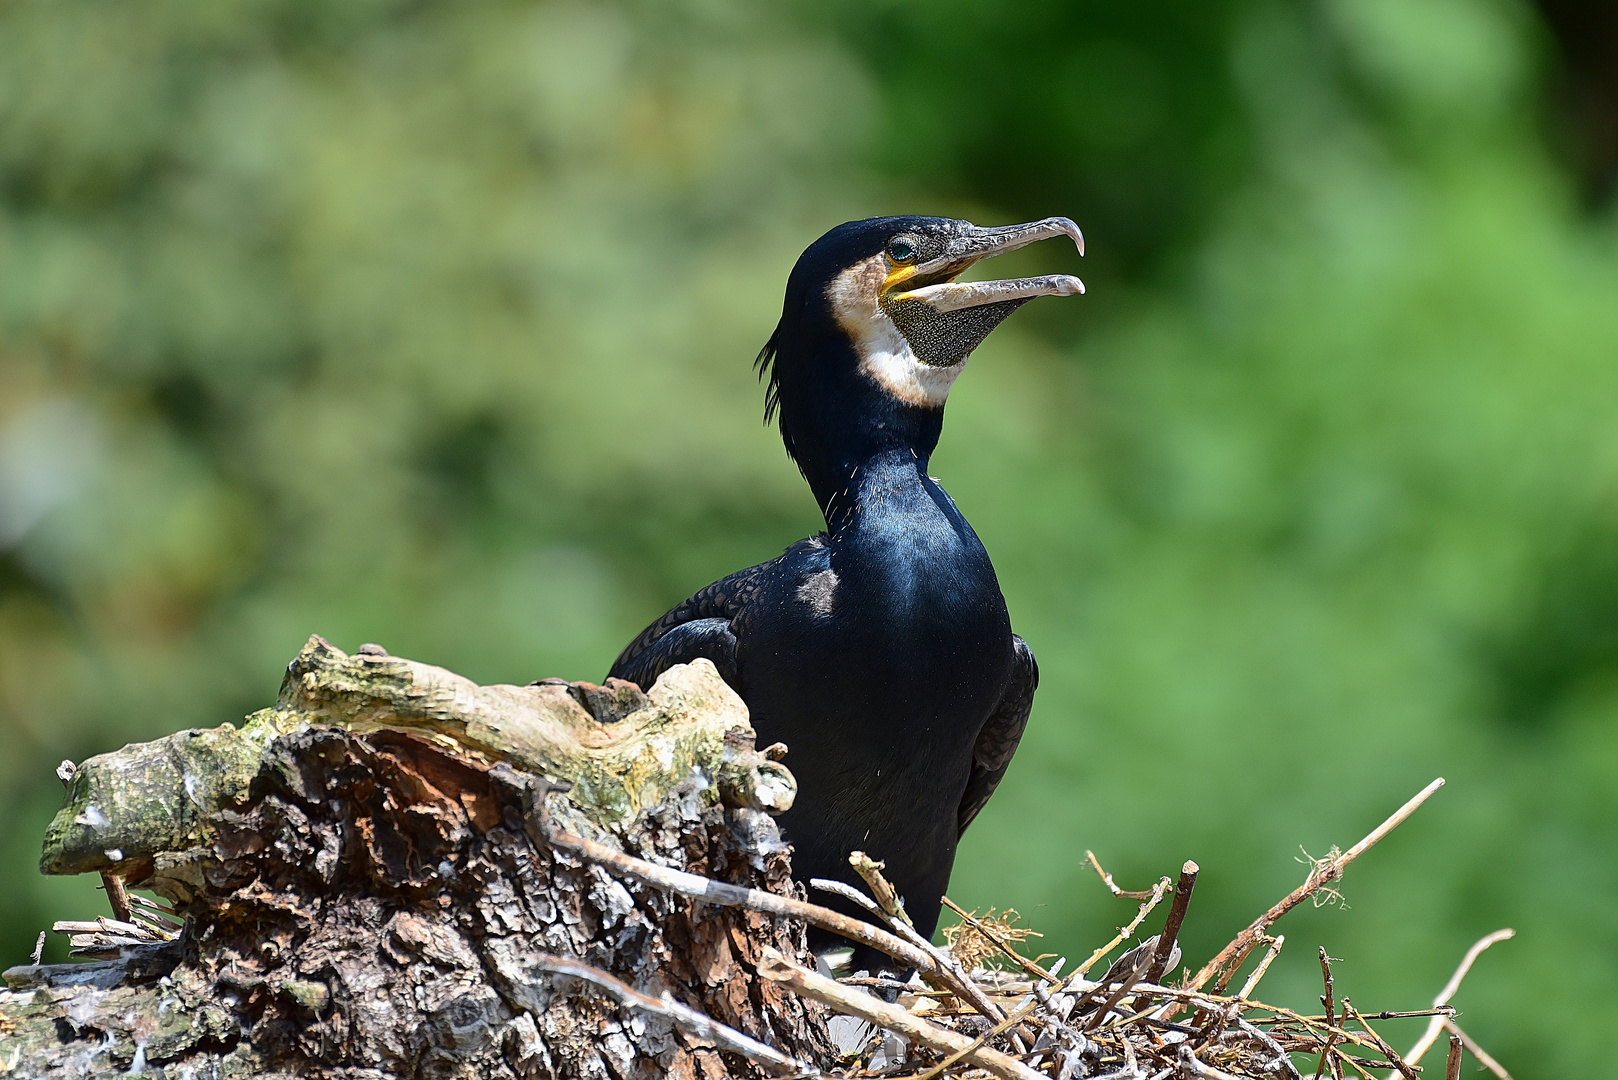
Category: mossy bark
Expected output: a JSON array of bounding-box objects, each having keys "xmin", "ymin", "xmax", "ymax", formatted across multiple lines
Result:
[{"xmin": 1, "ymin": 637, "xmax": 832, "ymax": 1079}]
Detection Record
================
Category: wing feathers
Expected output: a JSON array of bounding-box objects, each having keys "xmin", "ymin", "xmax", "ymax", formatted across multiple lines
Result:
[{"xmin": 957, "ymin": 634, "xmax": 1037, "ymax": 835}]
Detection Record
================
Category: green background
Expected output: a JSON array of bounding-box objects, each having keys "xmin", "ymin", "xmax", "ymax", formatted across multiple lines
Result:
[{"xmin": 3, "ymin": 1, "xmax": 1615, "ymax": 1074}]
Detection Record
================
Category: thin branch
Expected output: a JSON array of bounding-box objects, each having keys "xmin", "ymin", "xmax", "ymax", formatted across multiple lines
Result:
[
  {"xmin": 1235, "ymin": 935, "xmax": 1284, "ymax": 1001},
  {"xmin": 810, "ymin": 878, "xmax": 1012, "ymax": 1028},
  {"xmin": 1190, "ymin": 778, "xmax": 1446, "ymax": 991},
  {"xmin": 1085, "ymin": 850, "xmax": 1161, "ymax": 899},
  {"xmin": 531, "ymin": 953, "xmax": 812, "ymax": 1075},
  {"xmin": 1406, "ymin": 928, "xmax": 1515, "ymax": 1065},
  {"xmin": 1081, "ymin": 943, "xmax": 1156, "ymax": 1032},
  {"xmin": 99, "ymin": 872, "xmax": 132, "ymax": 923},
  {"xmin": 1445, "ymin": 1020, "xmax": 1512, "ymax": 1080},
  {"xmin": 912, "ymin": 996, "xmax": 1043, "ymax": 1080},
  {"xmin": 1074, "ymin": 877, "xmax": 1173, "ymax": 978},
  {"xmin": 535, "ymin": 795, "xmax": 937, "ymax": 975},
  {"xmin": 1132, "ymin": 860, "xmax": 1198, "ymax": 1011},
  {"xmin": 1343, "ymin": 1000, "xmax": 1418, "ymax": 1080},
  {"xmin": 1178, "ymin": 1045, "xmax": 1246, "ymax": 1080},
  {"xmin": 1313, "ymin": 948, "xmax": 1337, "ymax": 1079},
  {"xmin": 940, "ymin": 896, "xmax": 1060, "ymax": 987},
  {"xmin": 758, "ymin": 949, "xmax": 1043, "ymax": 1080},
  {"xmin": 849, "ymin": 852, "xmax": 913, "ymax": 928}
]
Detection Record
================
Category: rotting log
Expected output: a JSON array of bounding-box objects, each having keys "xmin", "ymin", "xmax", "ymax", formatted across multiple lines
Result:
[{"xmin": 0, "ymin": 635, "xmax": 833, "ymax": 1079}]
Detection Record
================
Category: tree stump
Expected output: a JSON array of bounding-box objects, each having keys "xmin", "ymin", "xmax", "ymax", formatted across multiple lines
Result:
[{"xmin": 0, "ymin": 636, "xmax": 833, "ymax": 1079}]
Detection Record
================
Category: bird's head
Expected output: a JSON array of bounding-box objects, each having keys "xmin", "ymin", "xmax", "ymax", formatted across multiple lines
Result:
[{"xmin": 757, "ymin": 215, "xmax": 1084, "ymax": 498}]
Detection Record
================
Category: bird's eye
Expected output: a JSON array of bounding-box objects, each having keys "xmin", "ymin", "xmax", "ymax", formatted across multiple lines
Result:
[{"xmin": 887, "ymin": 239, "xmax": 917, "ymax": 264}]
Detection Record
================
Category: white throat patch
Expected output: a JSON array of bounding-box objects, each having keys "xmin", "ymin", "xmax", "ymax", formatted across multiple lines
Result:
[{"xmin": 828, "ymin": 256, "xmax": 965, "ymax": 409}]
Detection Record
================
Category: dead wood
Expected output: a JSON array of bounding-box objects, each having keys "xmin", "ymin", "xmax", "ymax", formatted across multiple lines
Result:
[{"xmin": 0, "ymin": 636, "xmax": 831, "ymax": 1079}]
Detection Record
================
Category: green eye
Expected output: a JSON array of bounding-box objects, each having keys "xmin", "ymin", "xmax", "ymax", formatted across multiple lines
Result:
[{"xmin": 888, "ymin": 239, "xmax": 917, "ymax": 263}]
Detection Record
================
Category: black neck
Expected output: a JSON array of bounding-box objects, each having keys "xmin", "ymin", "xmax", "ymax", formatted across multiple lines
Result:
[
  {"xmin": 773, "ymin": 334, "xmax": 945, "ymax": 523},
  {"xmin": 819, "ymin": 446, "xmax": 935, "ymax": 534}
]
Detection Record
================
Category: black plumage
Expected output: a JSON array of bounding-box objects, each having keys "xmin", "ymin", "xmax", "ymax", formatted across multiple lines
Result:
[{"xmin": 609, "ymin": 215, "xmax": 1084, "ymax": 961}]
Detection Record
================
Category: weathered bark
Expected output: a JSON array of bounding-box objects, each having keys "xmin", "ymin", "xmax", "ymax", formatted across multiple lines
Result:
[{"xmin": 0, "ymin": 637, "xmax": 833, "ymax": 1079}]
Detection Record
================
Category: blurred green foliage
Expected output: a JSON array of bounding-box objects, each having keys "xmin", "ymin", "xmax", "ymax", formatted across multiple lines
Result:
[{"xmin": 2, "ymin": 1, "xmax": 1615, "ymax": 1074}]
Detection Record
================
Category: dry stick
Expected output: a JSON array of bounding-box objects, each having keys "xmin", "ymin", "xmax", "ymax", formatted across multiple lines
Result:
[
  {"xmin": 1190, "ymin": 778, "xmax": 1446, "ymax": 993},
  {"xmin": 1144, "ymin": 985, "xmax": 1358, "ymax": 1052},
  {"xmin": 841, "ymin": 863, "xmax": 1015, "ymax": 1030},
  {"xmin": 940, "ymin": 895, "xmax": 1061, "ymax": 987},
  {"xmin": 1062, "ymin": 884, "xmax": 1172, "ymax": 1023},
  {"xmin": 1085, "ymin": 850, "xmax": 1161, "ymax": 900},
  {"xmin": 1405, "ymin": 927, "xmax": 1516, "ymax": 1065},
  {"xmin": 1331, "ymin": 1001, "xmax": 1348, "ymax": 1080},
  {"xmin": 535, "ymin": 804, "xmax": 937, "ymax": 975},
  {"xmin": 99, "ymin": 872, "xmax": 132, "ymax": 923},
  {"xmin": 1081, "ymin": 948, "xmax": 1155, "ymax": 1032},
  {"xmin": 1209, "ymin": 931, "xmax": 1277, "ymax": 997},
  {"xmin": 1236, "ymin": 1018, "xmax": 1304, "ymax": 1080},
  {"xmin": 912, "ymin": 997, "xmax": 1045, "ymax": 1080},
  {"xmin": 1445, "ymin": 1033, "xmax": 1464, "ymax": 1080},
  {"xmin": 1313, "ymin": 1006, "xmax": 1341, "ymax": 1080},
  {"xmin": 1177, "ymin": 1045, "xmax": 1245, "ymax": 1080},
  {"xmin": 757, "ymin": 949, "xmax": 1044, "ymax": 1080},
  {"xmin": 1235, "ymin": 935, "xmax": 1284, "ymax": 1001},
  {"xmin": 1132, "ymin": 860, "xmax": 1198, "ymax": 1012},
  {"xmin": 530, "ymin": 953, "xmax": 811, "ymax": 1076},
  {"xmin": 1445, "ymin": 1020, "xmax": 1512, "ymax": 1080},
  {"xmin": 808, "ymin": 878, "xmax": 1010, "ymax": 1027},
  {"xmin": 1074, "ymin": 877, "xmax": 1173, "ymax": 978},
  {"xmin": 1343, "ymin": 1001, "xmax": 1419, "ymax": 1080},
  {"xmin": 849, "ymin": 851, "xmax": 913, "ymax": 928},
  {"xmin": 1313, "ymin": 949, "xmax": 1337, "ymax": 1079}
]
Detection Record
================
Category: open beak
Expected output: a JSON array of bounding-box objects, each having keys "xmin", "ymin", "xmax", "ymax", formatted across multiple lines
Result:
[{"xmin": 885, "ymin": 217, "xmax": 1085, "ymax": 312}]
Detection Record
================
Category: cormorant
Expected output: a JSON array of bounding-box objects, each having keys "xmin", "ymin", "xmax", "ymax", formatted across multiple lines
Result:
[{"xmin": 609, "ymin": 215, "xmax": 1084, "ymax": 961}]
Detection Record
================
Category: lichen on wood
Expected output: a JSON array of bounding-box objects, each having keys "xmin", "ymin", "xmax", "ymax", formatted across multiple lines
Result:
[{"xmin": 3, "ymin": 636, "xmax": 831, "ymax": 1079}]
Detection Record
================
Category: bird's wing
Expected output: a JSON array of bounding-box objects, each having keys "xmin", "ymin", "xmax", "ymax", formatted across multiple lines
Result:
[
  {"xmin": 609, "ymin": 617, "xmax": 741, "ymax": 694},
  {"xmin": 957, "ymin": 634, "xmax": 1038, "ymax": 835},
  {"xmin": 607, "ymin": 544, "xmax": 798, "ymax": 692}
]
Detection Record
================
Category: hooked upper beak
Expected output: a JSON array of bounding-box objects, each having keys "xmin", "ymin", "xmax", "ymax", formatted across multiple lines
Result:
[{"xmin": 884, "ymin": 217, "xmax": 1086, "ymax": 312}]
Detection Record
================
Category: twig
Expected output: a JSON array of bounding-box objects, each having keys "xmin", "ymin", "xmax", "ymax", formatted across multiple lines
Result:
[
  {"xmin": 1343, "ymin": 1000, "xmax": 1418, "ymax": 1080},
  {"xmin": 1313, "ymin": 948, "xmax": 1336, "ymax": 1079},
  {"xmin": 1445, "ymin": 1033, "xmax": 1463, "ymax": 1080},
  {"xmin": 535, "ymin": 797, "xmax": 937, "ymax": 975},
  {"xmin": 758, "ymin": 949, "xmax": 1043, "ymax": 1080},
  {"xmin": 1314, "ymin": 1002, "xmax": 1340, "ymax": 1079},
  {"xmin": 1445, "ymin": 1020, "xmax": 1512, "ymax": 1080},
  {"xmin": 940, "ymin": 896, "xmax": 1060, "ymax": 987},
  {"xmin": 1406, "ymin": 928, "xmax": 1514, "ymax": 1065},
  {"xmin": 810, "ymin": 878, "xmax": 889, "ymax": 927},
  {"xmin": 1190, "ymin": 778, "xmax": 1445, "ymax": 992},
  {"xmin": 531, "ymin": 952, "xmax": 812, "ymax": 1075},
  {"xmin": 850, "ymin": 852, "xmax": 913, "ymax": 928},
  {"xmin": 1074, "ymin": 877, "xmax": 1172, "ymax": 978},
  {"xmin": 1081, "ymin": 942, "xmax": 1156, "ymax": 1031},
  {"xmin": 1178, "ymin": 1045, "xmax": 1245, "ymax": 1080},
  {"xmin": 1235, "ymin": 935, "xmax": 1284, "ymax": 1001},
  {"xmin": 99, "ymin": 872, "xmax": 132, "ymax": 923},
  {"xmin": 1236, "ymin": 1018, "xmax": 1303, "ymax": 1080},
  {"xmin": 810, "ymin": 879, "xmax": 1011, "ymax": 1027},
  {"xmin": 1085, "ymin": 850, "xmax": 1160, "ymax": 899},
  {"xmin": 912, "ymin": 997, "xmax": 1043, "ymax": 1080},
  {"xmin": 1132, "ymin": 860, "xmax": 1197, "ymax": 1011}
]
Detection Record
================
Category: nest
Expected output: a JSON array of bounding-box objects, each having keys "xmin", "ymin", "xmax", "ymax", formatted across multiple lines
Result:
[
  {"xmin": 22, "ymin": 642, "xmax": 1510, "ymax": 1080},
  {"xmin": 534, "ymin": 777, "xmax": 1512, "ymax": 1080}
]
